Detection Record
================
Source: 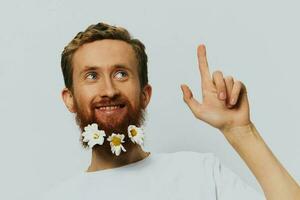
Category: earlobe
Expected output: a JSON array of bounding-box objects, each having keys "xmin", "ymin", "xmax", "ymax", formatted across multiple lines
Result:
[
  {"xmin": 141, "ymin": 84, "xmax": 152, "ymax": 109},
  {"xmin": 61, "ymin": 88, "xmax": 76, "ymax": 113}
]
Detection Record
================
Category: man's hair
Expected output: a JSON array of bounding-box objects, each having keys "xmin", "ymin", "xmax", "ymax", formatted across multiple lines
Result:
[{"xmin": 61, "ymin": 22, "xmax": 148, "ymax": 91}]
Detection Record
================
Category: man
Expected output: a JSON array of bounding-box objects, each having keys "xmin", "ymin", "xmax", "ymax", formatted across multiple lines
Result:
[{"xmin": 43, "ymin": 22, "xmax": 300, "ymax": 199}]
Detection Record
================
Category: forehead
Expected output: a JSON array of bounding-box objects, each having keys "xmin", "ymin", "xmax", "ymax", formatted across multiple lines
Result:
[{"xmin": 72, "ymin": 39, "xmax": 138, "ymax": 72}]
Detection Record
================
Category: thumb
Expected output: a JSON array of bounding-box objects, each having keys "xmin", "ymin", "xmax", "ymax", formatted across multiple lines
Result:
[{"xmin": 180, "ymin": 84, "xmax": 202, "ymax": 118}]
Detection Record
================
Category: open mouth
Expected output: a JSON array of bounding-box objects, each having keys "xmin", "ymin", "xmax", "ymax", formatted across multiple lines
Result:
[{"xmin": 95, "ymin": 104, "xmax": 126, "ymax": 111}]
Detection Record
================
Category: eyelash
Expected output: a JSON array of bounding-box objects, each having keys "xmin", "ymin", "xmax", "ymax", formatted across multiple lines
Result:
[
  {"xmin": 85, "ymin": 70, "xmax": 128, "ymax": 81},
  {"xmin": 114, "ymin": 70, "xmax": 128, "ymax": 80},
  {"xmin": 86, "ymin": 71, "xmax": 97, "ymax": 80}
]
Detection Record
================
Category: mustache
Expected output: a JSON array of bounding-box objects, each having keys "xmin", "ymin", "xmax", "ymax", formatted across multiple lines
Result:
[{"xmin": 91, "ymin": 96, "xmax": 129, "ymax": 109}]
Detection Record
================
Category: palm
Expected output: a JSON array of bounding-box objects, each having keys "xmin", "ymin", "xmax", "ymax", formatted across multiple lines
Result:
[{"xmin": 181, "ymin": 45, "xmax": 251, "ymax": 131}]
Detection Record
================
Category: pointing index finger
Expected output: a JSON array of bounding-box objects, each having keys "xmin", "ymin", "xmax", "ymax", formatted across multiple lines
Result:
[{"xmin": 197, "ymin": 44, "xmax": 212, "ymax": 85}]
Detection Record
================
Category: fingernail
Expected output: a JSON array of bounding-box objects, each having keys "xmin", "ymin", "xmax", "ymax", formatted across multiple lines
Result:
[
  {"xmin": 230, "ymin": 98, "xmax": 235, "ymax": 105},
  {"xmin": 219, "ymin": 92, "xmax": 226, "ymax": 99}
]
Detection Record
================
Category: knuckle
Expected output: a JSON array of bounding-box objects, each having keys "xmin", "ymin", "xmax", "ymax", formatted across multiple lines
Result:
[
  {"xmin": 213, "ymin": 70, "xmax": 223, "ymax": 77},
  {"xmin": 183, "ymin": 97, "xmax": 188, "ymax": 103},
  {"xmin": 234, "ymin": 80, "xmax": 242, "ymax": 87},
  {"xmin": 225, "ymin": 76, "xmax": 234, "ymax": 81},
  {"xmin": 220, "ymin": 84, "xmax": 226, "ymax": 91}
]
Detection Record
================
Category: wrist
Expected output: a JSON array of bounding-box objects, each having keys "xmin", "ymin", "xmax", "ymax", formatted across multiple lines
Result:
[{"xmin": 220, "ymin": 122, "xmax": 260, "ymax": 144}]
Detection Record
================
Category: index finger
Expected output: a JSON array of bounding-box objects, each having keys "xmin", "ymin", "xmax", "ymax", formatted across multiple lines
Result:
[{"xmin": 197, "ymin": 44, "xmax": 212, "ymax": 85}]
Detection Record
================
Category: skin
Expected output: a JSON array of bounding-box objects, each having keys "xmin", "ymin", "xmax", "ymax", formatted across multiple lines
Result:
[
  {"xmin": 62, "ymin": 39, "xmax": 152, "ymax": 171},
  {"xmin": 181, "ymin": 44, "xmax": 300, "ymax": 199}
]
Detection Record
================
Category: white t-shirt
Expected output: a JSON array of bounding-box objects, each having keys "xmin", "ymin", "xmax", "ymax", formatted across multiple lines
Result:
[{"xmin": 42, "ymin": 151, "xmax": 265, "ymax": 200}]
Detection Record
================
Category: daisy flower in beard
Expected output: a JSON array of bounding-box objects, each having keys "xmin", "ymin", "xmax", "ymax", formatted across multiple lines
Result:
[
  {"xmin": 82, "ymin": 123, "xmax": 106, "ymax": 149},
  {"xmin": 128, "ymin": 125, "xmax": 144, "ymax": 146},
  {"xmin": 107, "ymin": 133, "xmax": 126, "ymax": 156}
]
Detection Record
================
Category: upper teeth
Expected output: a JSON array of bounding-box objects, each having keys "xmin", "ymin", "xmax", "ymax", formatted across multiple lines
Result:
[{"xmin": 99, "ymin": 105, "xmax": 120, "ymax": 110}]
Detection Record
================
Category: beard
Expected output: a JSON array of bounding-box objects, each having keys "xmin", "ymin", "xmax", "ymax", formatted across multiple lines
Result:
[{"xmin": 74, "ymin": 94, "xmax": 146, "ymax": 149}]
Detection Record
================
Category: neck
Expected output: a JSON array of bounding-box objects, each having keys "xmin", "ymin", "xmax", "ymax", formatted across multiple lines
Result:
[{"xmin": 86, "ymin": 141, "xmax": 150, "ymax": 172}]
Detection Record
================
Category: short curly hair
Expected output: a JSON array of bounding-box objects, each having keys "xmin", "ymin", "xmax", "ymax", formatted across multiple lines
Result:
[{"xmin": 61, "ymin": 22, "xmax": 148, "ymax": 91}]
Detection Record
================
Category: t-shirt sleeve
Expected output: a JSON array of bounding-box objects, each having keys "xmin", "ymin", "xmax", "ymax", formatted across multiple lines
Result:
[{"xmin": 210, "ymin": 154, "xmax": 265, "ymax": 200}]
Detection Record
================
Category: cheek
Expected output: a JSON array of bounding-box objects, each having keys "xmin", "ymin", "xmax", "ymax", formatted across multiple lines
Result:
[
  {"xmin": 74, "ymin": 86, "xmax": 95, "ymax": 109},
  {"xmin": 125, "ymin": 86, "xmax": 142, "ymax": 106}
]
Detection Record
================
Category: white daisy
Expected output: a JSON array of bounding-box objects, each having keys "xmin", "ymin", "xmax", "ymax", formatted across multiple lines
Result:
[
  {"xmin": 82, "ymin": 123, "xmax": 106, "ymax": 149},
  {"xmin": 107, "ymin": 133, "xmax": 126, "ymax": 156},
  {"xmin": 128, "ymin": 125, "xmax": 144, "ymax": 146}
]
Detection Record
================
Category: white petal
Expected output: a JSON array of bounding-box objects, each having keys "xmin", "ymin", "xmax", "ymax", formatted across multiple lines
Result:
[
  {"xmin": 82, "ymin": 132, "xmax": 90, "ymax": 138},
  {"xmin": 120, "ymin": 134, "xmax": 125, "ymax": 142},
  {"xmin": 130, "ymin": 137, "xmax": 136, "ymax": 143},
  {"xmin": 110, "ymin": 145, "xmax": 114, "ymax": 152},
  {"xmin": 83, "ymin": 126, "xmax": 89, "ymax": 132},
  {"xmin": 107, "ymin": 135, "xmax": 113, "ymax": 141},
  {"xmin": 109, "ymin": 142, "xmax": 113, "ymax": 148},
  {"xmin": 91, "ymin": 123, "xmax": 98, "ymax": 130},
  {"xmin": 88, "ymin": 140, "xmax": 96, "ymax": 148},
  {"xmin": 128, "ymin": 125, "xmax": 137, "ymax": 130},
  {"xmin": 115, "ymin": 146, "xmax": 121, "ymax": 156},
  {"xmin": 86, "ymin": 124, "xmax": 93, "ymax": 131},
  {"xmin": 137, "ymin": 138, "xmax": 144, "ymax": 146},
  {"xmin": 121, "ymin": 145, "xmax": 126, "ymax": 152},
  {"xmin": 131, "ymin": 135, "xmax": 144, "ymax": 146},
  {"xmin": 111, "ymin": 145, "xmax": 117, "ymax": 154},
  {"xmin": 109, "ymin": 133, "xmax": 116, "ymax": 139},
  {"xmin": 99, "ymin": 130, "xmax": 106, "ymax": 136},
  {"xmin": 83, "ymin": 137, "xmax": 89, "ymax": 142},
  {"xmin": 96, "ymin": 136, "xmax": 105, "ymax": 145}
]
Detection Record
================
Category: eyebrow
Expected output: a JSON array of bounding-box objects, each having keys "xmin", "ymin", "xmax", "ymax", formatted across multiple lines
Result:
[{"xmin": 80, "ymin": 64, "xmax": 131, "ymax": 75}]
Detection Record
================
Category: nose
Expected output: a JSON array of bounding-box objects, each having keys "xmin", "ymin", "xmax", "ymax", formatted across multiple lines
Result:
[{"xmin": 100, "ymin": 77, "xmax": 120, "ymax": 98}]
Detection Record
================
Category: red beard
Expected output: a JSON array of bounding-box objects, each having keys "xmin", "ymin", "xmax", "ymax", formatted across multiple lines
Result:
[{"xmin": 74, "ymin": 94, "xmax": 145, "ymax": 148}]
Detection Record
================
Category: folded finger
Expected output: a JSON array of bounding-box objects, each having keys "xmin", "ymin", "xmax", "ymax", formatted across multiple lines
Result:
[
  {"xmin": 230, "ymin": 80, "xmax": 243, "ymax": 105},
  {"xmin": 212, "ymin": 70, "xmax": 226, "ymax": 100},
  {"xmin": 224, "ymin": 76, "xmax": 234, "ymax": 107}
]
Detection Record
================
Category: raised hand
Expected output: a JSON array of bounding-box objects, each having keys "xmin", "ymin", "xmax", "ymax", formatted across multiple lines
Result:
[{"xmin": 181, "ymin": 44, "xmax": 251, "ymax": 132}]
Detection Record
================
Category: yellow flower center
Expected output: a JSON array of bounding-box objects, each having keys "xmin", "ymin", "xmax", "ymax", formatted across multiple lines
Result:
[
  {"xmin": 93, "ymin": 133, "xmax": 99, "ymax": 140},
  {"xmin": 111, "ymin": 136, "xmax": 121, "ymax": 146},
  {"xmin": 130, "ymin": 129, "xmax": 138, "ymax": 137}
]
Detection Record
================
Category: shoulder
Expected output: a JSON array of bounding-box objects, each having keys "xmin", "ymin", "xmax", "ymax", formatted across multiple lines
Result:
[
  {"xmin": 160, "ymin": 150, "xmax": 218, "ymax": 163},
  {"xmin": 151, "ymin": 151, "xmax": 222, "ymax": 188},
  {"xmin": 154, "ymin": 150, "xmax": 219, "ymax": 170}
]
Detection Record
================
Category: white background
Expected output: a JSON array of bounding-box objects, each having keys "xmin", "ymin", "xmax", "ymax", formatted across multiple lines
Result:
[{"xmin": 0, "ymin": 0, "xmax": 300, "ymax": 199}]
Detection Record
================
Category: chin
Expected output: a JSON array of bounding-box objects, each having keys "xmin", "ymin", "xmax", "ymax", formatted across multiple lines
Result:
[{"xmin": 94, "ymin": 111, "xmax": 130, "ymax": 133}]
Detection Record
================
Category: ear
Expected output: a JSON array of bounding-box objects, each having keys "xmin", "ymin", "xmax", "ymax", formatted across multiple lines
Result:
[
  {"xmin": 141, "ymin": 84, "xmax": 152, "ymax": 109},
  {"xmin": 61, "ymin": 88, "xmax": 76, "ymax": 113}
]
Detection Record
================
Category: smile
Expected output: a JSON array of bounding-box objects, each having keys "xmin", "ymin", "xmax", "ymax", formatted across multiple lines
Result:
[
  {"xmin": 98, "ymin": 105, "xmax": 124, "ymax": 110},
  {"xmin": 95, "ymin": 104, "xmax": 126, "ymax": 113}
]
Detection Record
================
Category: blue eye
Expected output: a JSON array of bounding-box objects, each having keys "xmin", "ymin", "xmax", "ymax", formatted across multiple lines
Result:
[
  {"xmin": 86, "ymin": 72, "xmax": 97, "ymax": 80},
  {"xmin": 115, "ymin": 71, "xmax": 128, "ymax": 80}
]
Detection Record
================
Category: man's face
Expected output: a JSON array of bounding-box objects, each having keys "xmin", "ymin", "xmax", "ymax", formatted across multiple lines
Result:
[{"xmin": 62, "ymin": 39, "xmax": 151, "ymax": 141}]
